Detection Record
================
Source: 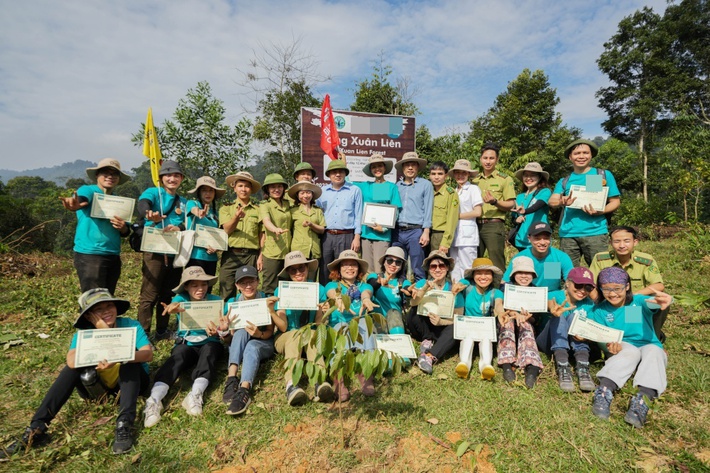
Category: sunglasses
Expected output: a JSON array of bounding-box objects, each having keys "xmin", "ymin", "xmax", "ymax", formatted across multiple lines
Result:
[
  {"xmin": 429, "ymin": 263, "xmax": 447, "ymax": 270},
  {"xmin": 572, "ymin": 283, "xmax": 595, "ymax": 292},
  {"xmin": 384, "ymin": 258, "xmax": 403, "ymax": 266},
  {"xmin": 288, "ymin": 265, "xmax": 308, "ymax": 273}
]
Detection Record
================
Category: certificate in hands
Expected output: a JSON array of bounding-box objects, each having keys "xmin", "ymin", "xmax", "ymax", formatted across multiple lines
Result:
[
  {"xmin": 90, "ymin": 193, "xmax": 136, "ymax": 222},
  {"xmin": 568, "ymin": 314, "xmax": 624, "ymax": 343},
  {"xmin": 362, "ymin": 203, "xmax": 398, "ymax": 229},
  {"xmin": 194, "ymin": 225, "xmax": 228, "ymax": 251},
  {"xmin": 567, "ymin": 185, "xmax": 609, "ymax": 212},
  {"xmin": 140, "ymin": 225, "xmax": 181, "ymax": 254},
  {"xmin": 74, "ymin": 327, "xmax": 137, "ymax": 368},
  {"xmin": 375, "ymin": 334, "xmax": 417, "ymax": 359},
  {"xmin": 227, "ymin": 298, "xmax": 272, "ymax": 330},
  {"xmin": 453, "ymin": 316, "xmax": 497, "ymax": 342},
  {"xmin": 503, "ymin": 285, "xmax": 548, "ymax": 313},
  {"xmin": 277, "ymin": 281, "xmax": 319, "ymax": 311},
  {"xmin": 178, "ymin": 300, "xmax": 224, "ymax": 331},
  {"xmin": 417, "ymin": 290, "xmax": 455, "ymax": 319}
]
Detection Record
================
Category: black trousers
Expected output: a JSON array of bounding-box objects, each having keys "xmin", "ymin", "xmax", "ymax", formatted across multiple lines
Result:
[
  {"xmin": 153, "ymin": 341, "xmax": 224, "ymax": 386},
  {"xmin": 406, "ymin": 306, "xmax": 458, "ymax": 360},
  {"xmin": 73, "ymin": 252, "xmax": 122, "ymax": 294}
]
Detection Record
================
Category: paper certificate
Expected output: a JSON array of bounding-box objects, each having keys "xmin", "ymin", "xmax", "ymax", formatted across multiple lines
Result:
[
  {"xmin": 568, "ymin": 314, "xmax": 624, "ymax": 343},
  {"xmin": 375, "ymin": 334, "xmax": 417, "ymax": 359},
  {"xmin": 227, "ymin": 298, "xmax": 272, "ymax": 330},
  {"xmin": 567, "ymin": 185, "xmax": 610, "ymax": 212},
  {"xmin": 453, "ymin": 316, "xmax": 497, "ymax": 342},
  {"xmin": 178, "ymin": 300, "xmax": 224, "ymax": 331},
  {"xmin": 417, "ymin": 290, "xmax": 455, "ymax": 319},
  {"xmin": 194, "ymin": 225, "xmax": 228, "ymax": 251},
  {"xmin": 74, "ymin": 328, "xmax": 137, "ymax": 368},
  {"xmin": 140, "ymin": 226, "xmax": 181, "ymax": 254},
  {"xmin": 277, "ymin": 281, "xmax": 319, "ymax": 311},
  {"xmin": 503, "ymin": 285, "xmax": 549, "ymax": 313},
  {"xmin": 90, "ymin": 193, "xmax": 136, "ymax": 222},
  {"xmin": 362, "ymin": 203, "xmax": 398, "ymax": 229}
]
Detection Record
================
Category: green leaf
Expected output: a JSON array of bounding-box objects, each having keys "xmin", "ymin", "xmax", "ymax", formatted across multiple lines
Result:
[
  {"xmin": 316, "ymin": 324, "xmax": 327, "ymax": 355},
  {"xmin": 291, "ymin": 359, "xmax": 304, "ymax": 386},
  {"xmin": 456, "ymin": 441, "xmax": 471, "ymax": 458},
  {"xmin": 364, "ymin": 314, "xmax": 374, "ymax": 335},
  {"xmin": 345, "ymin": 350, "xmax": 355, "ymax": 378},
  {"xmin": 349, "ymin": 318, "xmax": 359, "ymax": 344}
]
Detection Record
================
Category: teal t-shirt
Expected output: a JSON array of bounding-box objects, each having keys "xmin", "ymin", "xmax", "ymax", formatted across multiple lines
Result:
[
  {"xmin": 73, "ymin": 185, "xmax": 123, "ymax": 255},
  {"xmin": 414, "ymin": 279, "xmax": 465, "ymax": 311},
  {"xmin": 324, "ymin": 281, "xmax": 374, "ymax": 325},
  {"xmin": 462, "ymin": 285, "xmax": 502, "ymax": 317},
  {"xmin": 186, "ymin": 200, "xmax": 219, "ymax": 262},
  {"xmin": 139, "ymin": 187, "xmax": 186, "ymax": 229},
  {"xmin": 70, "ymin": 317, "xmax": 150, "ymax": 373},
  {"xmin": 173, "ymin": 292, "xmax": 222, "ymax": 346},
  {"xmin": 553, "ymin": 168, "xmax": 620, "ymax": 237},
  {"xmin": 589, "ymin": 294, "xmax": 662, "ymax": 348},
  {"xmin": 275, "ymin": 283, "xmax": 327, "ymax": 331},
  {"xmin": 367, "ymin": 272, "xmax": 412, "ymax": 315},
  {"xmin": 547, "ymin": 290, "xmax": 595, "ymax": 321},
  {"xmin": 503, "ymin": 248, "xmax": 573, "ymax": 291},
  {"xmin": 513, "ymin": 188, "xmax": 551, "ymax": 249},
  {"xmin": 354, "ymin": 181, "xmax": 402, "ymax": 241}
]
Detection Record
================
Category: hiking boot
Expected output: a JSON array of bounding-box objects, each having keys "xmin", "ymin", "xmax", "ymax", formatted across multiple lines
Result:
[
  {"xmin": 576, "ymin": 362, "xmax": 596, "ymax": 392},
  {"xmin": 624, "ymin": 393, "xmax": 650, "ymax": 428},
  {"xmin": 154, "ymin": 330, "xmax": 175, "ymax": 342},
  {"xmin": 417, "ymin": 353, "xmax": 435, "ymax": 375},
  {"xmin": 222, "ymin": 376, "xmax": 240, "ymax": 404},
  {"xmin": 182, "ymin": 391, "xmax": 203, "ymax": 416},
  {"xmin": 226, "ymin": 387, "xmax": 252, "ymax": 416},
  {"xmin": 501, "ymin": 364, "xmax": 516, "ymax": 383},
  {"xmin": 524, "ymin": 366, "xmax": 541, "ymax": 389},
  {"xmin": 333, "ymin": 377, "xmax": 350, "ymax": 402},
  {"xmin": 0, "ymin": 426, "xmax": 49, "ymax": 458},
  {"xmin": 481, "ymin": 365, "xmax": 496, "ymax": 380},
  {"xmin": 143, "ymin": 397, "xmax": 163, "ymax": 428},
  {"xmin": 315, "ymin": 382, "xmax": 335, "ymax": 403},
  {"xmin": 112, "ymin": 420, "xmax": 134, "ymax": 455},
  {"xmin": 455, "ymin": 362, "xmax": 470, "ymax": 379},
  {"xmin": 419, "ymin": 339, "xmax": 434, "ymax": 355},
  {"xmin": 592, "ymin": 386, "xmax": 613, "ymax": 420},
  {"xmin": 358, "ymin": 374, "xmax": 376, "ymax": 397},
  {"xmin": 556, "ymin": 362, "xmax": 575, "ymax": 393},
  {"xmin": 286, "ymin": 385, "xmax": 308, "ymax": 406}
]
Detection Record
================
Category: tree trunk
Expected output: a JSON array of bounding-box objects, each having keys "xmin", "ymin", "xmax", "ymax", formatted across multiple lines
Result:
[{"xmin": 639, "ymin": 134, "xmax": 648, "ymax": 203}]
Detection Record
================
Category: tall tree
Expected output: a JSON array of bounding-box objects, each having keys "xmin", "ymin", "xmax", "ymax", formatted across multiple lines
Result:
[{"xmin": 350, "ymin": 53, "xmax": 419, "ymax": 116}]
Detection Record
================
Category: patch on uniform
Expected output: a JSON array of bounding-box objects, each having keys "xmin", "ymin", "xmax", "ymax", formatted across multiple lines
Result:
[
  {"xmin": 597, "ymin": 252, "xmax": 612, "ymax": 261},
  {"xmin": 648, "ymin": 264, "xmax": 660, "ymax": 274},
  {"xmin": 633, "ymin": 256, "xmax": 652, "ymax": 266},
  {"xmin": 446, "ymin": 186, "xmax": 455, "ymax": 194},
  {"xmin": 604, "ymin": 312, "xmax": 615, "ymax": 323}
]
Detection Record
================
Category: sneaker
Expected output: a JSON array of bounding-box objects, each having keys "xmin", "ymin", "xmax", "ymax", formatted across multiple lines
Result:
[
  {"xmin": 455, "ymin": 362, "xmax": 470, "ymax": 379},
  {"xmin": 358, "ymin": 374, "xmax": 376, "ymax": 397},
  {"xmin": 556, "ymin": 362, "xmax": 576, "ymax": 393},
  {"xmin": 624, "ymin": 393, "xmax": 650, "ymax": 428},
  {"xmin": 592, "ymin": 386, "xmax": 614, "ymax": 420},
  {"xmin": 417, "ymin": 353, "xmax": 435, "ymax": 375},
  {"xmin": 222, "ymin": 376, "xmax": 240, "ymax": 404},
  {"xmin": 226, "ymin": 387, "xmax": 251, "ymax": 416},
  {"xmin": 286, "ymin": 385, "xmax": 308, "ymax": 406},
  {"xmin": 501, "ymin": 364, "xmax": 516, "ymax": 383},
  {"xmin": 524, "ymin": 366, "xmax": 541, "ymax": 390},
  {"xmin": 0, "ymin": 427, "xmax": 49, "ymax": 458},
  {"xmin": 315, "ymin": 382, "xmax": 335, "ymax": 403},
  {"xmin": 576, "ymin": 362, "xmax": 596, "ymax": 392},
  {"xmin": 481, "ymin": 365, "xmax": 496, "ymax": 380},
  {"xmin": 419, "ymin": 339, "xmax": 434, "ymax": 355},
  {"xmin": 154, "ymin": 330, "xmax": 175, "ymax": 341},
  {"xmin": 143, "ymin": 397, "xmax": 163, "ymax": 428},
  {"xmin": 112, "ymin": 420, "xmax": 134, "ymax": 455},
  {"xmin": 182, "ymin": 391, "xmax": 204, "ymax": 416},
  {"xmin": 333, "ymin": 377, "xmax": 350, "ymax": 402}
]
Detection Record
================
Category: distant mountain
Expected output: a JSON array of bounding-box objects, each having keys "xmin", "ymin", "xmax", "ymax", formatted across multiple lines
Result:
[{"xmin": 0, "ymin": 160, "xmax": 102, "ymax": 186}]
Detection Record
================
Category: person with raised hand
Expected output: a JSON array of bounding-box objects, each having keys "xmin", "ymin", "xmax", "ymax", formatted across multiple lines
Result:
[{"xmin": 185, "ymin": 176, "xmax": 226, "ymax": 275}]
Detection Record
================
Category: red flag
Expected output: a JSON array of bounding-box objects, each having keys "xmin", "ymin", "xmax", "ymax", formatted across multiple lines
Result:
[{"xmin": 320, "ymin": 94, "xmax": 340, "ymax": 160}]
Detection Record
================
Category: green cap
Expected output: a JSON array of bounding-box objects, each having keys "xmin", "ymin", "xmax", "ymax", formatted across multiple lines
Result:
[
  {"xmin": 565, "ymin": 139, "xmax": 598, "ymax": 158},
  {"xmin": 325, "ymin": 159, "xmax": 349, "ymax": 176},
  {"xmin": 293, "ymin": 162, "xmax": 316, "ymax": 179},
  {"xmin": 262, "ymin": 173, "xmax": 288, "ymax": 189}
]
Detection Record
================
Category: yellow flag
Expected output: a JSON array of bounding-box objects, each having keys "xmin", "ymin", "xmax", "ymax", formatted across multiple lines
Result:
[{"xmin": 142, "ymin": 108, "xmax": 162, "ymax": 187}]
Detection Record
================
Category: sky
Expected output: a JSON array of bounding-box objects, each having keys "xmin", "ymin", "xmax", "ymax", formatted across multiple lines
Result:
[{"xmin": 0, "ymin": 0, "xmax": 669, "ymax": 172}]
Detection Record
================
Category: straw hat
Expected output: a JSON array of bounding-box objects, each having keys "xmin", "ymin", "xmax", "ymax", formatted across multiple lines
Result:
[
  {"xmin": 86, "ymin": 158, "xmax": 131, "ymax": 185},
  {"xmin": 509, "ymin": 256, "xmax": 537, "ymax": 278},
  {"xmin": 362, "ymin": 153, "xmax": 394, "ymax": 177},
  {"xmin": 447, "ymin": 159, "xmax": 479, "ymax": 178},
  {"xmin": 278, "ymin": 251, "xmax": 319, "ymax": 279},
  {"xmin": 327, "ymin": 249, "xmax": 369, "ymax": 274},
  {"xmin": 514, "ymin": 162, "xmax": 549, "ymax": 181},
  {"xmin": 172, "ymin": 266, "xmax": 218, "ymax": 294},
  {"xmin": 188, "ymin": 176, "xmax": 226, "ymax": 199},
  {"xmin": 286, "ymin": 181, "xmax": 322, "ymax": 201},
  {"xmin": 463, "ymin": 257, "xmax": 503, "ymax": 279},
  {"xmin": 394, "ymin": 151, "xmax": 427, "ymax": 173},
  {"xmin": 225, "ymin": 171, "xmax": 261, "ymax": 193},
  {"xmin": 422, "ymin": 250, "xmax": 455, "ymax": 270},
  {"xmin": 74, "ymin": 288, "xmax": 130, "ymax": 329}
]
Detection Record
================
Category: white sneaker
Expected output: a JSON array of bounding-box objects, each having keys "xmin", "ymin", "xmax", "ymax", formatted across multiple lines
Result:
[
  {"xmin": 143, "ymin": 397, "xmax": 163, "ymax": 428},
  {"xmin": 182, "ymin": 391, "xmax": 203, "ymax": 416}
]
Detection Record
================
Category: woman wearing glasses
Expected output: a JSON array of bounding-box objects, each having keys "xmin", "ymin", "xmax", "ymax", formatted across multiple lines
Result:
[{"xmin": 366, "ymin": 247, "xmax": 411, "ymax": 336}]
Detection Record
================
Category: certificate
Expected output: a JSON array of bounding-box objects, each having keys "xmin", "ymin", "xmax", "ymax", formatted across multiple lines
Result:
[
  {"xmin": 503, "ymin": 285, "xmax": 548, "ymax": 313},
  {"xmin": 568, "ymin": 314, "xmax": 624, "ymax": 343},
  {"xmin": 227, "ymin": 298, "xmax": 272, "ymax": 330},
  {"xmin": 375, "ymin": 334, "xmax": 417, "ymax": 359},
  {"xmin": 453, "ymin": 316, "xmax": 497, "ymax": 342},
  {"xmin": 140, "ymin": 225, "xmax": 181, "ymax": 254},
  {"xmin": 74, "ymin": 328, "xmax": 137, "ymax": 368},
  {"xmin": 194, "ymin": 225, "xmax": 228, "ymax": 251},
  {"xmin": 277, "ymin": 281, "xmax": 319, "ymax": 311},
  {"xmin": 90, "ymin": 193, "xmax": 136, "ymax": 222},
  {"xmin": 178, "ymin": 300, "xmax": 224, "ymax": 331},
  {"xmin": 417, "ymin": 290, "xmax": 455, "ymax": 319},
  {"xmin": 567, "ymin": 185, "xmax": 609, "ymax": 212},
  {"xmin": 362, "ymin": 203, "xmax": 398, "ymax": 229}
]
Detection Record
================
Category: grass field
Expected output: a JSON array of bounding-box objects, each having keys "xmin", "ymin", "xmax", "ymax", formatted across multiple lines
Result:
[{"xmin": 0, "ymin": 235, "xmax": 709, "ymax": 472}]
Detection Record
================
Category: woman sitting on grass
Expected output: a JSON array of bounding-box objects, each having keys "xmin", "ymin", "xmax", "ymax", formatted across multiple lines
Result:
[
  {"xmin": 1, "ymin": 289, "xmax": 153, "ymax": 457},
  {"xmin": 366, "ymin": 246, "xmax": 412, "ymax": 336},
  {"xmin": 589, "ymin": 266, "xmax": 673, "ymax": 428},
  {"xmin": 143, "ymin": 266, "xmax": 227, "ymax": 428}
]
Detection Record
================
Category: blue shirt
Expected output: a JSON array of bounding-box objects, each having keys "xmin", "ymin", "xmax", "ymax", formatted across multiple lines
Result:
[
  {"xmin": 354, "ymin": 181, "xmax": 402, "ymax": 241},
  {"xmin": 512, "ymin": 188, "xmax": 551, "ymax": 249},
  {"xmin": 186, "ymin": 200, "xmax": 219, "ymax": 262},
  {"xmin": 324, "ymin": 280, "xmax": 374, "ymax": 325},
  {"xmin": 70, "ymin": 317, "xmax": 150, "ymax": 373},
  {"xmin": 396, "ymin": 177, "xmax": 433, "ymax": 228},
  {"xmin": 589, "ymin": 295, "xmax": 662, "ymax": 348},
  {"xmin": 73, "ymin": 185, "xmax": 123, "ymax": 255},
  {"xmin": 173, "ymin": 292, "xmax": 222, "ymax": 346},
  {"xmin": 463, "ymin": 286, "xmax": 503, "ymax": 317},
  {"xmin": 503, "ymin": 248, "xmax": 573, "ymax": 291},
  {"xmin": 316, "ymin": 183, "xmax": 363, "ymax": 234},
  {"xmin": 275, "ymin": 283, "xmax": 327, "ymax": 331},
  {"xmin": 139, "ymin": 187, "xmax": 186, "ymax": 229},
  {"xmin": 367, "ymin": 272, "xmax": 412, "ymax": 314}
]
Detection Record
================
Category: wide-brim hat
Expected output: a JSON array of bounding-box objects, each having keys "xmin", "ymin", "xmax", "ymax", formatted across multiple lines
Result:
[
  {"xmin": 287, "ymin": 181, "xmax": 322, "ymax": 201},
  {"xmin": 447, "ymin": 159, "xmax": 479, "ymax": 178},
  {"xmin": 86, "ymin": 158, "xmax": 131, "ymax": 185},
  {"xmin": 422, "ymin": 250, "xmax": 455, "ymax": 270},
  {"xmin": 225, "ymin": 171, "xmax": 262, "ymax": 193},
  {"xmin": 188, "ymin": 176, "xmax": 226, "ymax": 199},
  {"xmin": 394, "ymin": 151, "xmax": 427, "ymax": 173},
  {"xmin": 173, "ymin": 266, "xmax": 218, "ymax": 294},
  {"xmin": 514, "ymin": 162, "xmax": 549, "ymax": 181},
  {"xmin": 510, "ymin": 256, "xmax": 537, "ymax": 278},
  {"xmin": 567, "ymin": 267, "xmax": 595, "ymax": 287},
  {"xmin": 327, "ymin": 249, "xmax": 369, "ymax": 274},
  {"xmin": 278, "ymin": 251, "xmax": 319, "ymax": 279},
  {"xmin": 159, "ymin": 160, "xmax": 184, "ymax": 177},
  {"xmin": 565, "ymin": 139, "xmax": 599, "ymax": 159},
  {"xmin": 75, "ymin": 288, "xmax": 130, "ymax": 329},
  {"xmin": 262, "ymin": 173, "xmax": 288, "ymax": 191},
  {"xmin": 293, "ymin": 162, "xmax": 316, "ymax": 179},
  {"xmin": 325, "ymin": 159, "xmax": 350, "ymax": 176},
  {"xmin": 463, "ymin": 257, "xmax": 503, "ymax": 279},
  {"xmin": 363, "ymin": 153, "xmax": 394, "ymax": 177},
  {"xmin": 378, "ymin": 246, "xmax": 406, "ymax": 270}
]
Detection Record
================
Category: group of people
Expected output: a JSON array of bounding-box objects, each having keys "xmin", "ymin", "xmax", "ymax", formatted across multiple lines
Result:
[{"xmin": 1, "ymin": 138, "xmax": 673, "ymax": 458}]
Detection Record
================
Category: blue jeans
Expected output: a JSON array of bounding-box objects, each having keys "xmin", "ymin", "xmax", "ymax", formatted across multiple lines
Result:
[
  {"xmin": 537, "ymin": 313, "xmax": 589, "ymax": 355},
  {"xmin": 228, "ymin": 329, "xmax": 275, "ymax": 385},
  {"xmin": 333, "ymin": 317, "xmax": 375, "ymax": 352},
  {"xmin": 392, "ymin": 227, "xmax": 426, "ymax": 281}
]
